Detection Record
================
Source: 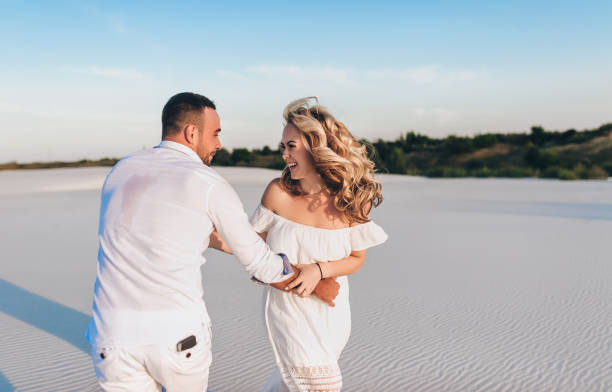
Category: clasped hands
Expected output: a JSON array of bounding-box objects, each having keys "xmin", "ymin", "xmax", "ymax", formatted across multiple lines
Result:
[{"xmin": 270, "ymin": 264, "xmax": 340, "ymax": 306}]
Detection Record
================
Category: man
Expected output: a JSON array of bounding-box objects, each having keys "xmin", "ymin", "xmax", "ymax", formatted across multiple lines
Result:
[{"xmin": 86, "ymin": 92, "xmax": 338, "ymax": 391}]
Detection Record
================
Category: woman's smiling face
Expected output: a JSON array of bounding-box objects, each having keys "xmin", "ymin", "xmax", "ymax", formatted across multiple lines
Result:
[{"xmin": 280, "ymin": 123, "xmax": 316, "ymax": 180}]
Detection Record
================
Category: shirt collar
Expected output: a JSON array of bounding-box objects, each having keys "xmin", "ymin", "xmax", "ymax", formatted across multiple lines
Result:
[{"xmin": 155, "ymin": 141, "xmax": 203, "ymax": 163}]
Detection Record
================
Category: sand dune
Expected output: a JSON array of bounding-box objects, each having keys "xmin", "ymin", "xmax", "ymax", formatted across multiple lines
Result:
[
  {"xmin": 0, "ymin": 168, "xmax": 109, "ymax": 196},
  {"xmin": 0, "ymin": 167, "xmax": 611, "ymax": 391},
  {"xmin": 0, "ymin": 313, "xmax": 97, "ymax": 392}
]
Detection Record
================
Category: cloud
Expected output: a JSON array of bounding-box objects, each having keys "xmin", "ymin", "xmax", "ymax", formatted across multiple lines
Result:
[
  {"xmin": 219, "ymin": 65, "xmax": 359, "ymax": 87},
  {"xmin": 59, "ymin": 66, "xmax": 144, "ymax": 80},
  {"xmin": 216, "ymin": 65, "xmax": 483, "ymax": 87},
  {"xmin": 367, "ymin": 66, "xmax": 439, "ymax": 83},
  {"xmin": 247, "ymin": 65, "xmax": 351, "ymax": 81},
  {"xmin": 109, "ymin": 17, "xmax": 127, "ymax": 34},
  {"xmin": 0, "ymin": 101, "xmax": 28, "ymax": 114},
  {"xmin": 215, "ymin": 70, "xmax": 246, "ymax": 81},
  {"xmin": 366, "ymin": 66, "xmax": 482, "ymax": 83},
  {"xmin": 409, "ymin": 107, "xmax": 458, "ymax": 123},
  {"xmin": 0, "ymin": 100, "xmax": 152, "ymax": 124}
]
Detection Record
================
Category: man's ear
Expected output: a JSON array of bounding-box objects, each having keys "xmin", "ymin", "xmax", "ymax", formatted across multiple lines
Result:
[{"xmin": 183, "ymin": 124, "xmax": 198, "ymax": 145}]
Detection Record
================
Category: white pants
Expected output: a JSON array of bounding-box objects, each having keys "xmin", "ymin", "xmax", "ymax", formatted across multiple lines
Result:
[{"xmin": 90, "ymin": 327, "xmax": 212, "ymax": 392}]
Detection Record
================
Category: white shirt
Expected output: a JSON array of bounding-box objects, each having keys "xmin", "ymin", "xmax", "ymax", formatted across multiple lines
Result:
[{"xmin": 86, "ymin": 141, "xmax": 291, "ymax": 348}]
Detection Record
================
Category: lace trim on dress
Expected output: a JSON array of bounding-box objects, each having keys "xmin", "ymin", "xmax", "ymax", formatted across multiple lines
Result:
[{"xmin": 284, "ymin": 364, "xmax": 342, "ymax": 392}]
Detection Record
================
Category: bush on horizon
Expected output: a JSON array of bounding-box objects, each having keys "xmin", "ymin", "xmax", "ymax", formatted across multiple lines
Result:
[{"xmin": 3, "ymin": 122, "xmax": 610, "ymax": 181}]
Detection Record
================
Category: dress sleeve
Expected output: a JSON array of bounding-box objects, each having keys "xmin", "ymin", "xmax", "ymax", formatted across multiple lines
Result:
[
  {"xmin": 250, "ymin": 204, "xmax": 275, "ymax": 233},
  {"xmin": 350, "ymin": 221, "xmax": 388, "ymax": 251}
]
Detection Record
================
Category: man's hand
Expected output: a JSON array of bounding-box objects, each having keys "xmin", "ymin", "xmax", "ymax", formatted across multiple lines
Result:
[
  {"xmin": 269, "ymin": 264, "xmax": 339, "ymax": 307},
  {"xmin": 270, "ymin": 264, "xmax": 300, "ymax": 291},
  {"xmin": 312, "ymin": 277, "xmax": 340, "ymax": 307}
]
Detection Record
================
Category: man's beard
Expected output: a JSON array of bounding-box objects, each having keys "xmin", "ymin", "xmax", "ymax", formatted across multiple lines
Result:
[{"xmin": 203, "ymin": 152, "xmax": 214, "ymax": 166}]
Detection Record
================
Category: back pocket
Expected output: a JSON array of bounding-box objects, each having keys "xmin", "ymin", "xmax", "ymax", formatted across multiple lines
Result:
[{"xmin": 162, "ymin": 332, "xmax": 212, "ymax": 375}]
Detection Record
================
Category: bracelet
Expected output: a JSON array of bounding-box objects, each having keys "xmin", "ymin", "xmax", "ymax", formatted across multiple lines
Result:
[{"xmin": 315, "ymin": 262, "xmax": 324, "ymax": 280}]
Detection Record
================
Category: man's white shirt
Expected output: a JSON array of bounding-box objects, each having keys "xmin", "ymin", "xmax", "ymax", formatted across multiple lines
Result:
[{"xmin": 86, "ymin": 141, "xmax": 290, "ymax": 348}]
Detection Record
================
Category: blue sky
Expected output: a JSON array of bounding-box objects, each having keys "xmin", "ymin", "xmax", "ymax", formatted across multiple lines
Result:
[{"xmin": 1, "ymin": 0, "xmax": 611, "ymax": 162}]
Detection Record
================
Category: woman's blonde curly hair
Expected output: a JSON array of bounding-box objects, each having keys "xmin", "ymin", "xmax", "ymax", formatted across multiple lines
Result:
[{"xmin": 280, "ymin": 97, "xmax": 383, "ymax": 224}]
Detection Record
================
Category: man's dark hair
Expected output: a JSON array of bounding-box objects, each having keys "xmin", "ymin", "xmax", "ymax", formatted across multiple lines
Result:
[{"xmin": 162, "ymin": 92, "xmax": 216, "ymax": 139}]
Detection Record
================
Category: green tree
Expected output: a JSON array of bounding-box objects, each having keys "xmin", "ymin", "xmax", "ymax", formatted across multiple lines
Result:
[
  {"xmin": 443, "ymin": 136, "xmax": 474, "ymax": 155},
  {"xmin": 473, "ymin": 133, "xmax": 498, "ymax": 148},
  {"xmin": 586, "ymin": 165, "xmax": 608, "ymax": 179},
  {"xmin": 530, "ymin": 126, "xmax": 547, "ymax": 146},
  {"xmin": 388, "ymin": 147, "xmax": 408, "ymax": 174},
  {"xmin": 212, "ymin": 148, "xmax": 232, "ymax": 166},
  {"xmin": 524, "ymin": 143, "xmax": 558, "ymax": 169},
  {"xmin": 231, "ymin": 148, "xmax": 252, "ymax": 164},
  {"xmin": 267, "ymin": 156, "xmax": 286, "ymax": 170}
]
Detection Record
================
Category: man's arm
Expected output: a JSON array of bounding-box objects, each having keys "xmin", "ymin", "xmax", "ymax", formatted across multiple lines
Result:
[
  {"xmin": 206, "ymin": 180, "xmax": 293, "ymax": 283},
  {"xmin": 254, "ymin": 228, "xmax": 338, "ymax": 306}
]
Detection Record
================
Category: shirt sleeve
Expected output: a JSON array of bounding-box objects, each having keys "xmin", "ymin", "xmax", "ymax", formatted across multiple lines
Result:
[
  {"xmin": 350, "ymin": 221, "xmax": 388, "ymax": 251},
  {"xmin": 206, "ymin": 180, "xmax": 293, "ymax": 283},
  {"xmin": 250, "ymin": 204, "xmax": 275, "ymax": 233}
]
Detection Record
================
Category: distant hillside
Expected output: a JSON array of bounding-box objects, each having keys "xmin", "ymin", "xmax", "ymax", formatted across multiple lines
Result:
[
  {"xmin": 2, "ymin": 123, "xmax": 610, "ymax": 180},
  {"xmin": 368, "ymin": 123, "xmax": 612, "ymax": 180},
  {"xmin": 0, "ymin": 158, "xmax": 118, "ymax": 170},
  {"xmin": 211, "ymin": 123, "xmax": 611, "ymax": 180}
]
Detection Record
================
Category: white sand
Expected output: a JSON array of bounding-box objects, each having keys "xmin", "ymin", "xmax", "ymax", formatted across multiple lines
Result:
[{"xmin": 0, "ymin": 167, "xmax": 610, "ymax": 391}]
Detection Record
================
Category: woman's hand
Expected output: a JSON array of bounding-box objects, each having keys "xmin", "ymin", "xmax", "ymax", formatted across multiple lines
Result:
[
  {"xmin": 208, "ymin": 228, "xmax": 232, "ymax": 254},
  {"xmin": 286, "ymin": 263, "xmax": 322, "ymax": 297}
]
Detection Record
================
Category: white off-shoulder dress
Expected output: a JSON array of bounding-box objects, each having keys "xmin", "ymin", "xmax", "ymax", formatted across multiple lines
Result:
[{"xmin": 250, "ymin": 204, "xmax": 388, "ymax": 392}]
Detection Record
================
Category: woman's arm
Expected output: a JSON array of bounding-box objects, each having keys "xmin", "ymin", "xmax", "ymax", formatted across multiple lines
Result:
[
  {"xmin": 257, "ymin": 231, "xmax": 268, "ymax": 242},
  {"xmin": 208, "ymin": 228, "xmax": 233, "ymax": 254},
  {"xmin": 321, "ymin": 249, "xmax": 367, "ymax": 277},
  {"xmin": 259, "ymin": 178, "xmax": 349, "ymax": 302},
  {"xmin": 286, "ymin": 249, "xmax": 367, "ymax": 297}
]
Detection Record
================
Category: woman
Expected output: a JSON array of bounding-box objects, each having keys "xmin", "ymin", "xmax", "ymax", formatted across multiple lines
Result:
[{"xmin": 252, "ymin": 97, "xmax": 387, "ymax": 391}]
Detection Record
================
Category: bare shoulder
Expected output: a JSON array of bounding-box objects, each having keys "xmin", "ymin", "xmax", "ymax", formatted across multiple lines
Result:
[{"xmin": 261, "ymin": 178, "xmax": 291, "ymax": 213}]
